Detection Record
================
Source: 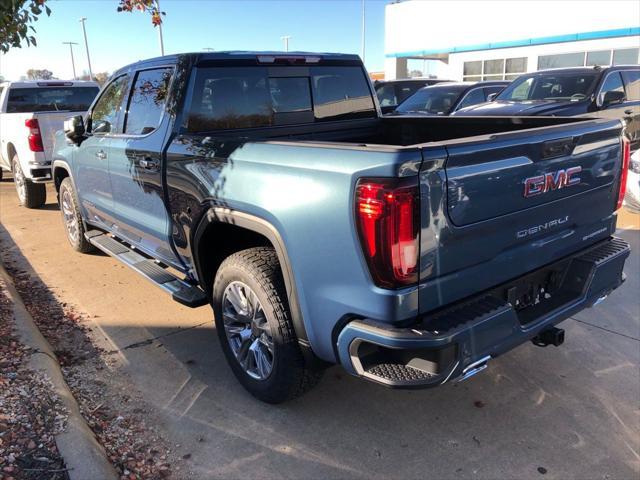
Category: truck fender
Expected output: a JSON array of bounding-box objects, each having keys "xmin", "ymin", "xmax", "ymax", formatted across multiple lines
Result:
[{"xmin": 193, "ymin": 208, "xmax": 322, "ymax": 365}]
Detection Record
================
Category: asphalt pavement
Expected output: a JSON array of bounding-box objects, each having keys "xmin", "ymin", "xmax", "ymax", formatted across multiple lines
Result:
[{"xmin": 0, "ymin": 178, "xmax": 638, "ymax": 480}]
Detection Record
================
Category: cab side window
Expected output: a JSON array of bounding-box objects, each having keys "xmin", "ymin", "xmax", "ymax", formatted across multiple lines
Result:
[
  {"xmin": 91, "ymin": 75, "xmax": 129, "ymax": 134},
  {"xmin": 598, "ymin": 72, "xmax": 625, "ymax": 106},
  {"xmin": 124, "ymin": 67, "xmax": 173, "ymax": 135}
]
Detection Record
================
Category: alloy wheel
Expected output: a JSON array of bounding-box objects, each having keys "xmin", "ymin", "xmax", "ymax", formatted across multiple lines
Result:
[{"xmin": 222, "ymin": 281, "xmax": 275, "ymax": 380}]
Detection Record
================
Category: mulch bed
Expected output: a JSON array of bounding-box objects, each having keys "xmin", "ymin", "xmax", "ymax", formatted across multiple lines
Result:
[{"xmin": 0, "ymin": 279, "xmax": 69, "ymax": 480}]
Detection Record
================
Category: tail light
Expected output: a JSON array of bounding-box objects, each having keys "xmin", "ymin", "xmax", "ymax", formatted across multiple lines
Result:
[
  {"xmin": 25, "ymin": 118, "xmax": 44, "ymax": 152},
  {"xmin": 355, "ymin": 178, "xmax": 419, "ymax": 288},
  {"xmin": 616, "ymin": 137, "xmax": 630, "ymax": 210}
]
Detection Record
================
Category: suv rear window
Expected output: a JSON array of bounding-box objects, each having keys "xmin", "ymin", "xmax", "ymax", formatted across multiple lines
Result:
[
  {"xmin": 187, "ymin": 65, "xmax": 375, "ymax": 131},
  {"xmin": 6, "ymin": 86, "xmax": 99, "ymax": 113}
]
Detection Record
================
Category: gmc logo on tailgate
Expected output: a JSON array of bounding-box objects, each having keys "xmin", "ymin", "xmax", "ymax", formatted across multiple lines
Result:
[{"xmin": 523, "ymin": 166, "xmax": 582, "ymax": 198}]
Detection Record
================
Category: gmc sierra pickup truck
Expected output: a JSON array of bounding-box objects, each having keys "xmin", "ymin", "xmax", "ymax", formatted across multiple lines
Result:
[
  {"xmin": 0, "ymin": 80, "xmax": 99, "ymax": 207},
  {"xmin": 52, "ymin": 52, "xmax": 631, "ymax": 403}
]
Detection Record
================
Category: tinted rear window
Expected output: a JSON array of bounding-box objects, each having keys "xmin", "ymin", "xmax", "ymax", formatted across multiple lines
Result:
[
  {"xmin": 187, "ymin": 65, "xmax": 375, "ymax": 131},
  {"xmin": 6, "ymin": 87, "xmax": 99, "ymax": 113}
]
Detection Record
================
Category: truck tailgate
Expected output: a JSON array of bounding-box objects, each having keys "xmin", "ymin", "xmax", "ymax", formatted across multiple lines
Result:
[{"xmin": 418, "ymin": 119, "xmax": 624, "ymax": 313}]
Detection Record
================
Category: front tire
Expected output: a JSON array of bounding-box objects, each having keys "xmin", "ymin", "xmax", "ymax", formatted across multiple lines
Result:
[
  {"xmin": 59, "ymin": 177, "xmax": 94, "ymax": 253},
  {"xmin": 213, "ymin": 247, "xmax": 322, "ymax": 403},
  {"xmin": 13, "ymin": 155, "xmax": 46, "ymax": 208}
]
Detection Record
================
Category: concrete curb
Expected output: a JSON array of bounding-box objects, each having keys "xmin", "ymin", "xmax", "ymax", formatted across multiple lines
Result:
[{"xmin": 0, "ymin": 263, "xmax": 118, "ymax": 480}]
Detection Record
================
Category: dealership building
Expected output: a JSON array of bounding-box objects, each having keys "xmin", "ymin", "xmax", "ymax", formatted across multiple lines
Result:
[{"xmin": 384, "ymin": 0, "xmax": 640, "ymax": 81}]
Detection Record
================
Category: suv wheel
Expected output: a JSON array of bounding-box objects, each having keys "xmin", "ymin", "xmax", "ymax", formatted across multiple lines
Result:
[
  {"xmin": 213, "ymin": 247, "xmax": 323, "ymax": 403},
  {"xmin": 13, "ymin": 154, "xmax": 46, "ymax": 208},
  {"xmin": 59, "ymin": 177, "xmax": 94, "ymax": 253}
]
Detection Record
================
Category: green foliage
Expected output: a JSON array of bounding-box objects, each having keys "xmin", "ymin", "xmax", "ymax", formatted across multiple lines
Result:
[{"xmin": 0, "ymin": 0, "xmax": 51, "ymax": 53}]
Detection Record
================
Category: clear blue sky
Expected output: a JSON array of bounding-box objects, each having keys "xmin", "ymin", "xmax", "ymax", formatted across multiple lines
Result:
[{"xmin": 0, "ymin": 0, "xmax": 389, "ymax": 81}]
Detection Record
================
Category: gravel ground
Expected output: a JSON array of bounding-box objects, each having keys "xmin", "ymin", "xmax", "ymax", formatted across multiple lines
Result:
[
  {"xmin": 0, "ymin": 279, "xmax": 68, "ymax": 480},
  {"xmin": 0, "ymin": 254, "xmax": 182, "ymax": 480}
]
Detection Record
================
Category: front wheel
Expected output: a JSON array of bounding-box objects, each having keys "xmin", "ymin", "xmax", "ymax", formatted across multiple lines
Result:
[
  {"xmin": 213, "ymin": 247, "xmax": 323, "ymax": 403},
  {"xmin": 59, "ymin": 177, "xmax": 94, "ymax": 253},
  {"xmin": 13, "ymin": 155, "xmax": 46, "ymax": 208}
]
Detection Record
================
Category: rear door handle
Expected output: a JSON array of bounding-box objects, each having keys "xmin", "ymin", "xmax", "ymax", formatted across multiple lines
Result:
[
  {"xmin": 139, "ymin": 157, "xmax": 160, "ymax": 171},
  {"xmin": 96, "ymin": 150, "xmax": 107, "ymax": 160}
]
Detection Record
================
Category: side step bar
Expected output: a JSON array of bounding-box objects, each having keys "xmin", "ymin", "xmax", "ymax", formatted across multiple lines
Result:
[{"xmin": 85, "ymin": 230, "xmax": 208, "ymax": 308}]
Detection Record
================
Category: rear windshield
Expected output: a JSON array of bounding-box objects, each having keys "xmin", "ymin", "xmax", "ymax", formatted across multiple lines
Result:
[
  {"xmin": 6, "ymin": 87, "xmax": 99, "ymax": 113},
  {"xmin": 395, "ymin": 85, "xmax": 466, "ymax": 114},
  {"xmin": 187, "ymin": 65, "xmax": 376, "ymax": 131},
  {"xmin": 497, "ymin": 73, "xmax": 598, "ymax": 102}
]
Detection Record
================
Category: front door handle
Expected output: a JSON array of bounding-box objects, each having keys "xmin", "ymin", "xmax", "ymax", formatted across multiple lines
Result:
[
  {"xmin": 624, "ymin": 109, "xmax": 634, "ymax": 115},
  {"xmin": 96, "ymin": 150, "xmax": 107, "ymax": 160},
  {"xmin": 139, "ymin": 157, "xmax": 160, "ymax": 171}
]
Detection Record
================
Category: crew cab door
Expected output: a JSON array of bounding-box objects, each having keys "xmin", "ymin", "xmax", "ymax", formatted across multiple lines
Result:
[
  {"xmin": 107, "ymin": 66, "xmax": 179, "ymax": 266},
  {"xmin": 620, "ymin": 69, "xmax": 640, "ymax": 152},
  {"xmin": 75, "ymin": 74, "xmax": 129, "ymax": 226}
]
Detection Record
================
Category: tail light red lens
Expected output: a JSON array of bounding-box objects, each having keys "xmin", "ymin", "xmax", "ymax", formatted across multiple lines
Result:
[
  {"xmin": 25, "ymin": 118, "xmax": 44, "ymax": 152},
  {"xmin": 355, "ymin": 178, "xmax": 419, "ymax": 288},
  {"xmin": 616, "ymin": 137, "xmax": 630, "ymax": 210}
]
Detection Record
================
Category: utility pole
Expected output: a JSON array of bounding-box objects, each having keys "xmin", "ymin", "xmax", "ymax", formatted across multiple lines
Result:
[
  {"xmin": 203, "ymin": 47, "xmax": 215, "ymax": 52},
  {"xmin": 280, "ymin": 35, "xmax": 291, "ymax": 52},
  {"xmin": 62, "ymin": 41, "xmax": 78, "ymax": 80},
  {"xmin": 361, "ymin": 0, "xmax": 366, "ymax": 63},
  {"xmin": 79, "ymin": 18, "xmax": 93, "ymax": 80},
  {"xmin": 155, "ymin": 0, "xmax": 165, "ymax": 55}
]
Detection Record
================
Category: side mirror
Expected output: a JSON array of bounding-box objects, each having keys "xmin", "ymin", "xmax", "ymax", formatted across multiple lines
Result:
[
  {"xmin": 487, "ymin": 92, "xmax": 499, "ymax": 102},
  {"xmin": 602, "ymin": 90, "xmax": 625, "ymax": 107},
  {"xmin": 64, "ymin": 115, "xmax": 85, "ymax": 143}
]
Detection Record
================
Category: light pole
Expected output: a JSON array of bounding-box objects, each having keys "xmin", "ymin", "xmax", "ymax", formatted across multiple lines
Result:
[
  {"xmin": 155, "ymin": 0, "xmax": 165, "ymax": 55},
  {"xmin": 361, "ymin": 0, "xmax": 366, "ymax": 63},
  {"xmin": 280, "ymin": 35, "xmax": 291, "ymax": 52},
  {"xmin": 62, "ymin": 41, "xmax": 78, "ymax": 80},
  {"xmin": 79, "ymin": 17, "xmax": 93, "ymax": 80}
]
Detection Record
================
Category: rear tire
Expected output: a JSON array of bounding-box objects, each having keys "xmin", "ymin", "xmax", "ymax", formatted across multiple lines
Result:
[
  {"xmin": 12, "ymin": 154, "xmax": 46, "ymax": 208},
  {"xmin": 59, "ymin": 177, "xmax": 94, "ymax": 253},
  {"xmin": 213, "ymin": 247, "xmax": 323, "ymax": 403}
]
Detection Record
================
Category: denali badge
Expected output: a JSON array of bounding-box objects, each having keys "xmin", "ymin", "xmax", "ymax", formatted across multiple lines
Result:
[
  {"xmin": 523, "ymin": 166, "xmax": 582, "ymax": 198},
  {"xmin": 517, "ymin": 215, "xmax": 569, "ymax": 239}
]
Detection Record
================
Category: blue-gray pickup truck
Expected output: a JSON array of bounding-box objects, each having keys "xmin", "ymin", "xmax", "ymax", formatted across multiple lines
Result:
[{"xmin": 52, "ymin": 52, "xmax": 631, "ymax": 403}]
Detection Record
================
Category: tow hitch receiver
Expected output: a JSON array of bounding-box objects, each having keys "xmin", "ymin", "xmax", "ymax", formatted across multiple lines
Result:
[{"xmin": 531, "ymin": 327, "xmax": 565, "ymax": 347}]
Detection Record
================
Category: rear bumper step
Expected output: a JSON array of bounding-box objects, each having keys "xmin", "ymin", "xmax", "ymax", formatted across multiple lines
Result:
[
  {"xmin": 85, "ymin": 230, "xmax": 208, "ymax": 308},
  {"xmin": 337, "ymin": 236, "xmax": 630, "ymax": 388}
]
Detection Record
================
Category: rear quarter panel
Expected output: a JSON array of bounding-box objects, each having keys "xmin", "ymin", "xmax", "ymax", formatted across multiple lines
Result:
[{"xmin": 165, "ymin": 136, "xmax": 423, "ymax": 361}]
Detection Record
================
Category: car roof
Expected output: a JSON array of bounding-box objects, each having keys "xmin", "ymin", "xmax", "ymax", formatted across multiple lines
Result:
[
  {"xmin": 526, "ymin": 65, "xmax": 639, "ymax": 76},
  {"xmin": 420, "ymin": 80, "xmax": 510, "ymax": 89},
  {"xmin": 0, "ymin": 80, "xmax": 99, "ymax": 88},
  {"xmin": 112, "ymin": 51, "xmax": 362, "ymax": 76}
]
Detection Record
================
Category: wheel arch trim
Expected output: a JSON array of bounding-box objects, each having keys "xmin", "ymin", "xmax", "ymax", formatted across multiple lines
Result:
[{"xmin": 193, "ymin": 207, "xmax": 313, "ymax": 351}]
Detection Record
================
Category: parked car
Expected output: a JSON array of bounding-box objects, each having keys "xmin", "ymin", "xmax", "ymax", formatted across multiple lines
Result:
[
  {"xmin": 375, "ymin": 78, "xmax": 451, "ymax": 113},
  {"xmin": 624, "ymin": 149, "xmax": 640, "ymax": 213},
  {"xmin": 454, "ymin": 65, "xmax": 640, "ymax": 153},
  {"xmin": 391, "ymin": 81, "xmax": 509, "ymax": 116},
  {"xmin": 0, "ymin": 80, "xmax": 99, "ymax": 207},
  {"xmin": 52, "ymin": 52, "xmax": 630, "ymax": 403}
]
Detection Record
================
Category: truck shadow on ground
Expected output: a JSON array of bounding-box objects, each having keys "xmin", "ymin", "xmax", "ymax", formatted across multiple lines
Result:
[{"xmin": 1, "ymin": 221, "xmax": 638, "ymax": 479}]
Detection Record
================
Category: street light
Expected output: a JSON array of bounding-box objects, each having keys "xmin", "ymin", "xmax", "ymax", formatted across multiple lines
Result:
[
  {"xmin": 361, "ymin": 0, "xmax": 366, "ymax": 63},
  {"xmin": 280, "ymin": 35, "xmax": 291, "ymax": 52},
  {"xmin": 79, "ymin": 17, "xmax": 93, "ymax": 80},
  {"xmin": 62, "ymin": 41, "xmax": 78, "ymax": 80},
  {"xmin": 155, "ymin": 0, "xmax": 165, "ymax": 55}
]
